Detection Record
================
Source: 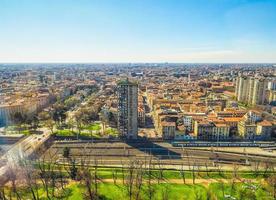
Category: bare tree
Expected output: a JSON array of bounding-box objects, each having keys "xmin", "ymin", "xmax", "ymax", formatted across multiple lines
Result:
[
  {"xmin": 121, "ymin": 159, "xmax": 125, "ymax": 185},
  {"xmin": 263, "ymin": 161, "xmax": 272, "ymax": 177},
  {"xmin": 180, "ymin": 161, "xmax": 186, "ymax": 184},
  {"xmin": 125, "ymin": 160, "xmax": 136, "ymax": 200},
  {"xmin": 157, "ymin": 159, "xmax": 164, "ymax": 184},
  {"xmin": 185, "ymin": 149, "xmax": 191, "ymax": 171},
  {"xmin": 57, "ymin": 164, "xmax": 67, "ymax": 191},
  {"xmin": 78, "ymin": 149, "xmax": 102, "ymax": 200},
  {"xmin": 216, "ymin": 163, "xmax": 224, "ymax": 178},
  {"xmin": 145, "ymin": 156, "xmax": 155, "ymax": 200},
  {"xmin": 205, "ymin": 162, "xmax": 210, "ymax": 177},
  {"xmin": 6, "ymin": 165, "xmax": 21, "ymax": 200},
  {"xmin": 230, "ymin": 163, "xmax": 240, "ymax": 196},
  {"xmin": 134, "ymin": 160, "xmax": 144, "ymax": 200},
  {"xmin": 122, "ymin": 158, "xmax": 145, "ymax": 200},
  {"xmin": 37, "ymin": 149, "xmax": 59, "ymax": 200},
  {"xmin": 192, "ymin": 160, "xmax": 196, "ymax": 184},
  {"xmin": 269, "ymin": 175, "xmax": 276, "ymax": 199},
  {"xmin": 92, "ymin": 156, "xmax": 101, "ymax": 198},
  {"xmin": 21, "ymin": 160, "xmax": 41, "ymax": 200},
  {"xmin": 112, "ymin": 168, "xmax": 118, "ymax": 185},
  {"xmin": 79, "ymin": 160, "xmax": 95, "ymax": 200},
  {"xmin": 251, "ymin": 160, "xmax": 260, "ymax": 177},
  {"xmin": 232, "ymin": 163, "xmax": 240, "ymax": 180}
]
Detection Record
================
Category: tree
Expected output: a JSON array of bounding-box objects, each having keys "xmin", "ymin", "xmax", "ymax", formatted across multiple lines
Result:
[
  {"xmin": 21, "ymin": 159, "xmax": 41, "ymax": 200},
  {"xmin": 69, "ymin": 159, "xmax": 78, "ymax": 180},
  {"xmin": 38, "ymin": 111, "xmax": 50, "ymax": 121},
  {"xmin": 79, "ymin": 156, "xmax": 102, "ymax": 200},
  {"xmin": 45, "ymin": 119, "xmax": 55, "ymax": 134},
  {"xmin": 74, "ymin": 108, "xmax": 91, "ymax": 139},
  {"xmin": 180, "ymin": 162, "xmax": 186, "ymax": 184},
  {"xmin": 265, "ymin": 175, "xmax": 276, "ymax": 199},
  {"xmin": 6, "ymin": 165, "xmax": 21, "ymax": 200},
  {"xmin": 74, "ymin": 111, "xmax": 84, "ymax": 139},
  {"xmin": 67, "ymin": 118, "xmax": 75, "ymax": 134},
  {"xmin": 52, "ymin": 104, "xmax": 67, "ymax": 127},
  {"xmin": 192, "ymin": 160, "xmax": 196, "ymax": 184},
  {"xmin": 157, "ymin": 159, "xmax": 164, "ymax": 184},
  {"xmin": 12, "ymin": 112, "xmax": 26, "ymax": 134},
  {"xmin": 63, "ymin": 147, "xmax": 70, "ymax": 158},
  {"xmin": 112, "ymin": 168, "xmax": 118, "ymax": 185},
  {"xmin": 146, "ymin": 156, "xmax": 155, "ymax": 200},
  {"xmin": 39, "ymin": 111, "xmax": 55, "ymax": 134},
  {"xmin": 64, "ymin": 96, "xmax": 80, "ymax": 109},
  {"xmin": 31, "ymin": 116, "xmax": 39, "ymax": 131},
  {"xmin": 37, "ymin": 149, "xmax": 61, "ymax": 200},
  {"xmin": 26, "ymin": 116, "xmax": 39, "ymax": 131},
  {"xmin": 124, "ymin": 159, "xmax": 144, "ymax": 200}
]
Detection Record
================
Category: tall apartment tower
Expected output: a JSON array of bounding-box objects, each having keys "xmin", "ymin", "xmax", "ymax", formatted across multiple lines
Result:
[
  {"xmin": 117, "ymin": 79, "xmax": 138, "ymax": 139},
  {"xmin": 251, "ymin": 79, "xmax": 267, "ymax": 105},
  {"xmin": 235, "ymin": 75, "xmax": 268, "ymax": 106},
  {"xmin": 235, "ymin": 76, "xmax": 249, "ymax": 102}
]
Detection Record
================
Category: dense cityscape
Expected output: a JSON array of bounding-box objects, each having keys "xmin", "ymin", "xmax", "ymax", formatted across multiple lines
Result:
[
  {"xmin": 1, "ymin": 0, "xmax": 276, "ymax": 199},
  {"xmin": 0, "ymin": 63, "xmax": 275, "ymax": 199}
]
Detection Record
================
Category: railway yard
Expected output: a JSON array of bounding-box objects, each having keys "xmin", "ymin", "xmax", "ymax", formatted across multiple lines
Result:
[{"xmin": 41, "ymin": 140, "xmax": 276, "ymax": 171}]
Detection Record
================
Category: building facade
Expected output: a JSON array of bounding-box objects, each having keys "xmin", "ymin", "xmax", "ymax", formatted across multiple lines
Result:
[
  {"xmin": 117, "ymin": 79, "xmax": 138, "ymax": 139},
  {"xmin": 235, "ymin": 75, "xmax": 269, "ymax": 106}
]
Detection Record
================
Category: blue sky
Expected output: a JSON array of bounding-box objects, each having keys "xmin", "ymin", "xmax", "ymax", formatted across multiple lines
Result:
[{"xmin": 0, "ymin": 0, "xmax": 276, "ymax": 63}]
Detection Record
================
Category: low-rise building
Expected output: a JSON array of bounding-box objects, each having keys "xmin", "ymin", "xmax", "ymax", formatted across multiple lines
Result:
[
  {"xmin": 161, "ymin": 121, "xmax": 176, "ymax": 139},
  {"xmin": 256, "ymin": 120, "xmax": 273, "ymax": 139},
  {"xmin": 138, "ymin": 106, "xmax": 145, "ymax": 127},
  {"xmin": 238, "ymin": 120, "xmax": 257, "ymax": 140},
  {"xmin": 194, "ymin": 120, "xmax": 230, "ymax": 140}
]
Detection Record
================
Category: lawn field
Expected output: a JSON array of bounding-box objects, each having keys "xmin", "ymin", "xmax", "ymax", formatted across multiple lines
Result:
[
  {"xmin": 3, "ymin": 163, "xmax": 275, "ymax": 200},
  {"xmin": 4, "ymin": 181, "xmax": 274, "ymax": 200}
]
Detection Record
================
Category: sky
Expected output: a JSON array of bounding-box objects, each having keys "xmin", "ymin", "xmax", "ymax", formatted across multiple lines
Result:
[{"xmin": 0, "ymin": 0, "xmax": 276, "ymax": 63}]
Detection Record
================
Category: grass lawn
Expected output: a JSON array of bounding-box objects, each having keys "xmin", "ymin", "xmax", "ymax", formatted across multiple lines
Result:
[
  {"xmin": 55, "ymin": 123, "xmax": 119, "ymax": 137},
  {"xmin": 21, "ymin": 129, "xmax": 31, "ymax": 135},
  {"xmin": 84, "ymin": 123, "xmax": 101, "ymax": 131},
  {"xmin": 90, "ymin": 168, "xmax": 272, "ymax": 180},
  {"xmin": 208, "ymin": 182, "xmax": 274, "ymax": 200},
  {"xmin": 4, "ymin": 172, "xmax": 274, "ymax": 199},
  {"xmin": 55, "ymin": 129, "xmax": 100, "ymax": 138},
  {"xmin": 63, "ymin": 182, "xmax": 273, "ymax": 200},
  {"xmin": 6, "ymin": 182, "xmax": 273, "ymax": 200},
  {"xmin": 4, "ymin": 125, "xmax": 31, "ymax": 135},
  {"xmin": 105, "ymin": 127, "xmax": 119, "ymax": 136},
  {"xmin": 38, "ymin": 164, "xmax": 273, "ymax": 181},
  {"xmin": 55, "ymin": 129, "xmax": 75, "ymax": 136},
  {"xmin": 96, "ymin": 183, "xmax": 208, "ymax": 200},
  {"xmin": 78, "ymin": 131, "xmax": 101, "ymax": 138}
]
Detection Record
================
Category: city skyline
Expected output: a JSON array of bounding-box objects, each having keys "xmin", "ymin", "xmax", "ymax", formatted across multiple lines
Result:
[{"xmin": 1, "ymin": 0, "xmax": 276, "ymax": 63}]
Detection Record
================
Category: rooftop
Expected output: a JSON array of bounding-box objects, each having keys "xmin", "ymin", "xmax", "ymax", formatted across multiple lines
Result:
[{"xmin": 117, "ymin": 79, "xmax": 138, "ymax": 86}]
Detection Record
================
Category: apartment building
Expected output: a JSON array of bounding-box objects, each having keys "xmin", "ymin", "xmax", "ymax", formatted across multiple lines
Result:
[{"xmin": 117, "ymin": 79, "xmax": 138, "ymax": 139}]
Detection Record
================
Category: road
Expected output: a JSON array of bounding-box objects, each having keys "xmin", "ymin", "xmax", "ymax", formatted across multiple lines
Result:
[{"xmin": 0, "ymin": 128, "xmax": 51, "ymax": 184}]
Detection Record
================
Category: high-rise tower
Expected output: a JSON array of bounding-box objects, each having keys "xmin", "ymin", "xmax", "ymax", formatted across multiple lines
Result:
[
  {"xmin": 117, "ymin": 79, "xmax": 138, "ymax": 139},
  {"xmin": 235, "ymin": 75, "xmax": 268, "ymax": 106}
]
